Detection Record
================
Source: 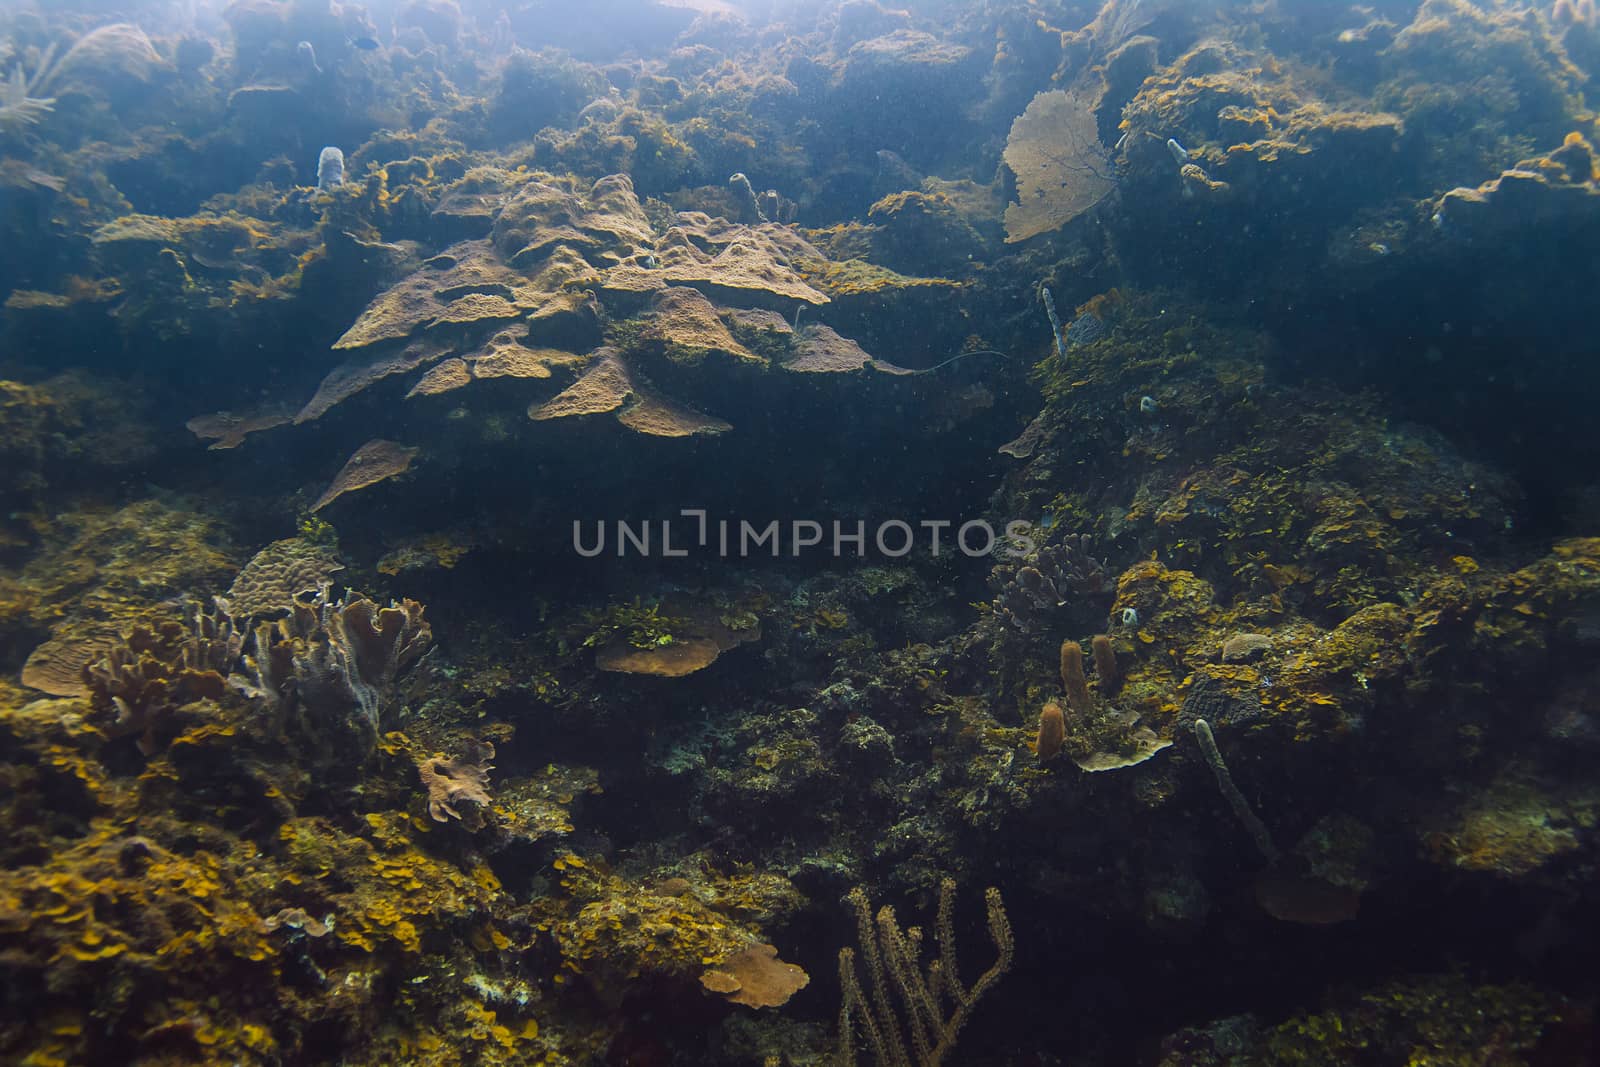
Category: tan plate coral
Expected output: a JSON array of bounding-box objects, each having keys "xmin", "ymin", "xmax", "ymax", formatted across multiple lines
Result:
[
  {"xmin": 593, "ymin": 596, "xmax": 762, "ymax": 678},
  {"xmin": 310, "ymin": 439, "xmax": 420, "ymax": 513}
]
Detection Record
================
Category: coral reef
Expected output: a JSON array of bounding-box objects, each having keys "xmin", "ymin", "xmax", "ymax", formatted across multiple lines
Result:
[{"xmin": 2, "ymin": 1, "xmax": 1600, "ymax": 1063}]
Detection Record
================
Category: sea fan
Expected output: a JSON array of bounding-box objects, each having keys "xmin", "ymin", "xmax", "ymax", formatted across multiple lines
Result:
[
  {"xmin": 35, "ymin": 24, "xmax": 165, "ymax": 95},
  {"xmin": 1100, "ymin": 0, "xmax": 1154, "ymax": 50},
  {"xmin": 1001, "ymin": 88, "xmax": 1117, "ymax": 242}
]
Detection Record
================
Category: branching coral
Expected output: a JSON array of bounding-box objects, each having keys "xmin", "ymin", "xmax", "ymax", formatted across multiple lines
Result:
[
  {"xmin": 990, "ymin": 534, "xmax": 1113, "ymax": 632},
  {"xmin": 1, "ymin": 24, "xmax": 164, "ymax": 128},
  {"xmin": 0, "ymin": 57, "xmax": 55, "ymax": 127},
  {"xmin": 82, "ymin": 605, "xmax": 246, "ymax": 755},
  {"xmin": 836, "ymin": 878, "xmax": 1014, "ymax": 1067}
]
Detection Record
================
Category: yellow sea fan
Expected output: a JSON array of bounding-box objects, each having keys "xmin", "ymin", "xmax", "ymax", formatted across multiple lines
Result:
[{"xmin": 1002, "ymin": 88, "xmax": 1118, "ymax": 242}]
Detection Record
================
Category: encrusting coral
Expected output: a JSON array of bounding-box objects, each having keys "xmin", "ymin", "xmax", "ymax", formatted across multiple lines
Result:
[
  {"xmin": 185, "ymin": 406, "xmax": 294, "ymax": 451},
  {"xmin": 589, "ymin": 594, "xmax": 761, "ymax": 677},
  {"xmin": 699, "ymin": 941, "xmax": 810, "ymax": 1009}
]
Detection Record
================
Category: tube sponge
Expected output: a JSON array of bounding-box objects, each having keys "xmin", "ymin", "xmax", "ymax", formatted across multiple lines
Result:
[
  {"xmin": 316, "ymin": 146, "xmax": 345, "ymax": 191},
  {"xmin": 1193, "ymin": 718, "xmax": 1279, "ymax": 863}
]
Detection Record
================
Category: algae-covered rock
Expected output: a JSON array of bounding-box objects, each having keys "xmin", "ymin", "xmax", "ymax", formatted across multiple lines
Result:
[
  {"xmin": 492, "ymin": 172, "xmax": 655, "ymax": 267},
  {"xmin": 543, "ymin": 857, "xmax": 805, "ymax": 1011},
  {"xmin": 1158, "ymin": 973, "xmax": 1562, "ymax": 1066},
  {"xmin": 1433, "ymin": 130, "xmax": 1600, "ymax": 237},
  {"xmin": 3, "ymin": 500, "xmax": 235, "ymax": 676},
  {"xmin": 0, "ymin": 375, "xmax": 155, "ymax": 503},
  {"xmin": 867, "ymin": 187, "xmax": 990, "ymax": 271},
  {"xmin": 640, "ymin": 286, "xmax": 763, "ymax": 366}
]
